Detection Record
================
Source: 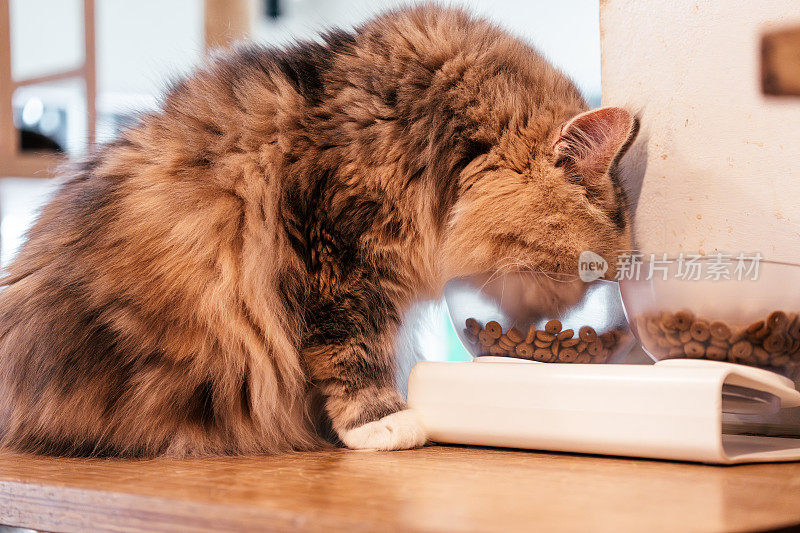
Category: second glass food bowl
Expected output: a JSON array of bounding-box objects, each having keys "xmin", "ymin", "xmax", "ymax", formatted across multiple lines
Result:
[
  {"xmin": 619, "ymin": 258, "xmax": 800, "ymax": 379},
  {"xmin": 444, "ymin": 271, "xmax": 635, "ymax": 363}
]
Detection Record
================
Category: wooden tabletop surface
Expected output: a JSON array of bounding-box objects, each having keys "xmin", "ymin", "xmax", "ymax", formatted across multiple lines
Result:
[{"xmin": 1, "ymin": 445, "xmax": 799, "ymax": 532}]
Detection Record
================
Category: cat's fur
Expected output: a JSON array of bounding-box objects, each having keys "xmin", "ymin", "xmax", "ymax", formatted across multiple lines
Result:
[{"xmin": 0, "ymin": 5, "xmax": 638, "ymax": 457}]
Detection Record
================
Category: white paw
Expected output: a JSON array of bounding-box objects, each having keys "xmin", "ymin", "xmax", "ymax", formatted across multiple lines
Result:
[{"xmin": 340, "ymin": 409, "xmax": 428, "ymax": 451}]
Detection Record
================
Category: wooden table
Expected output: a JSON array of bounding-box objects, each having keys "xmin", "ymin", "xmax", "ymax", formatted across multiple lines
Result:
[{"xmin": 1, "ymin": 445, "xmax": 799, "ymax": 532}]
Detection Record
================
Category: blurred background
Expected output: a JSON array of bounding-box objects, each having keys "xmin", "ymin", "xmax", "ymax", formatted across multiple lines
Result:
[{"xmin": 0, "ymin": 0, "xmax": 601, "ymax": 361}]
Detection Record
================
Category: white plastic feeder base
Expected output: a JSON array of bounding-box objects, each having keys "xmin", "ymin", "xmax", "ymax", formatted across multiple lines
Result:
[{"xmin": 407, "ymin": 358, "xmax": 800, "ymax": 464}]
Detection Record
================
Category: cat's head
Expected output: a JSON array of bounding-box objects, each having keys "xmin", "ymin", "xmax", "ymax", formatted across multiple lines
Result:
[{"xmin": 442, "ymin": 106, "xmax": 639, "ymax": 281}]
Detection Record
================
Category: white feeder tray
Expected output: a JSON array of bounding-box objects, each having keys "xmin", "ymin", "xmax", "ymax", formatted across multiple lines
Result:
[{"xmin": 407, "ymin": 358, "xmax": 800, "ymax": 464}]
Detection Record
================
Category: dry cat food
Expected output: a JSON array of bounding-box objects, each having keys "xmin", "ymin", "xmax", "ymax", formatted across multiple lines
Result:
[
  {"xmin": 636, "ymin": 310, "xmax": 800, "ymax": 372},
  {"xmin": 464, "ymin": 318, "xmax": 622, "ymax": 363}
]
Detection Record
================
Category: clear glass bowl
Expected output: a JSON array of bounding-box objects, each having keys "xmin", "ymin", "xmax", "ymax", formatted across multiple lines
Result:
[
  {"xmin": 444, "ymin": 271, "xmax": 635, "ymax": 363},
  {"xmin": 619, "ymin": 258, "xmax": 800, "ymax": 380}
]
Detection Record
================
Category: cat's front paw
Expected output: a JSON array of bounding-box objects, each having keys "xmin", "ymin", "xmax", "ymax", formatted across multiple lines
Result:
[{"xmin": 340, "ymin": 409, "xmax": 427, "ymax": 451}]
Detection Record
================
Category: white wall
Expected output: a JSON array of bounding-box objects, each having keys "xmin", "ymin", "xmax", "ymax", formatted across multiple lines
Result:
[
  {"xmin": 10, "ymin": 0, "xmax": 204, "ymax": 98},
  {"xmin": 96, "ymin": 0, "xmax": 204, "ymax": 97},
  {"xmin": 10, "ymin": 0, "xmax": 84, "ymax": 81},
  {"xmin": 601, "ymin": 0, "xmax": 800, "ymax": 262},
  {"xmin": 253, "ymin": 0, "xmax": 601, "ymax": 102},
  {"xmin": 0, "ymin": 178, "xmax": 58, "ymax": 267}
]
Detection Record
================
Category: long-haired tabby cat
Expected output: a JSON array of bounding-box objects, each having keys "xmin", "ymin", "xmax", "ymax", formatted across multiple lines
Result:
[{"xmin": 0, "ymin": 5, "xmax": 638, "ymax": 457}]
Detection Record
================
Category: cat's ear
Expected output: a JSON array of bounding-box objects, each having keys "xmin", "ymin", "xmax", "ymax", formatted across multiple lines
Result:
[{"xmin": 552, "ymin": 106, "xmax": 639, "ymax": 178}]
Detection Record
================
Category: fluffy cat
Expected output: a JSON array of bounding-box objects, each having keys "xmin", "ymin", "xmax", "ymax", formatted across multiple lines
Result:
[{"xmin": 0, "ymin": 5, "xmax": 638, "ymax": 457}]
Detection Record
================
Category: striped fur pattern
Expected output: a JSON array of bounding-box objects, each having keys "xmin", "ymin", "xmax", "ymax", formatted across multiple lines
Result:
[{"xmin": 0, "ymin": 5, "xmax": 637, "ymax": 457}]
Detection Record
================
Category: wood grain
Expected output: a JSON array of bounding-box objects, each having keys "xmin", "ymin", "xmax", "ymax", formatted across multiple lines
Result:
[{"xmin": 1, "ymin": 445, "xmax": 799, "ymax": 532}]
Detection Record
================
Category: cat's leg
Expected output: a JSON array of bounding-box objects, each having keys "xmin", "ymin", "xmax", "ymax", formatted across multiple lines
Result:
[
  {"xmin": 305, "ymin": 325, "xmax": 427, "ymax": 451},
  {"xmin": 330, "ymin": 376, "xmax": 427, "ymax": 451},
  {"xmin": 340, "ymin": 408, "xmax": 426, "ymax": 451}
]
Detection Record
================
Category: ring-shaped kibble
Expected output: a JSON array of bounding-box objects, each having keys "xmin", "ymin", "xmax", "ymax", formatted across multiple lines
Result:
[
  {"xmin": 746, "ymin": 320, "xmax": 765, "ymax": 334},
  {"xmin": 579, "ymin": 326, "xmax": 597, "ymax": 343},
  {"xmin": 710, "ymin": 337, "xmax": 730, "ymax": 348},
  {"xmin": 679, "ymin": 329, "xmax": 693, "ymax": 343},
  {"xmin": 478, "ymin": 330, "xmax": 494, "ymax": 346},
  {"xmin": 485, "ymin": 321, "xmax": 502, "ymax": 339},
  {"xmin": 666, "ymin": 333, "xmax": 682, "ymax": 347},
  {"xmin": 559, "ymin": 348, "xmax": 578, "ymax": 362},
  {"xmin": 534, "ymin": 338, "xmax": 552, "ymax": 349},
  {"xmin": 545, "ymin": 319, "xmax": 562, "ymax": 334},
  {"xmin": 599, "ymin": 332, "xmax": 617, "ymax": 348},
  {"xmin": 536, "ymin": 330, "xmax": 556, "ymax": 342},
  {"xmin": 731, "ymin": 340, "xmax": 754, "ymax": 359},
  {"xmin": 752, "ymin": 325, "xmax": 771, "ymax": 341},
  {"xmin": 465, "ymin": 318, "xmax": 481, "ymax": 335},
  {"xmin": 673, "ymin": 310, "xmax": 694, "ymax": 331},
  {"xmin": 660, "ymin": 311, "xmax": 678, "ymax": 331},
  {"xmin": 489, "ymin": 345, "xmax": 507, "ymax": 356},
  {"xmin": 668, "ymin": 346, "xmax": 684, "ymax": 358},
  {"xmin": 533, "ymin": 347, "xmax": 552, "ymax": 362},
  {"xmin": 706, "ymin": 345, "xmax": 727, "ymax": 361},
  {"xmin": 550, "ymin": 339, "xmax": 560, "ymax": 356},
  {"xmin": 763, "ymin": 333, "xmax": 786, "ymax": 353},
  {"xmin": 792, "ymin": 338, "xmax": 800, "ymax": 354},
  {"xmin": 709, "ymin": 321, "xmax": 731, "ymax": 340},
  {"xmin": 561, "ymin": 337, "xmax": 580, "ymax": 348},
  {"xmin": 498, "ymin": 336, "xmax": 515, "ymax": 350},
  {"xmin": 515, "ymin": 343, "xmax": 534, "ymax": 358},
  {"xmin": 500, "ymin": 342, "xmax": 517, "ymax": 353},
  {"xmin": 587, "ymin": 341, "xmax": 602, "ymax": 356},
  {"xmin": 684, "ymin": 341, "xmax": 705, "ymax": 357},
  {"xmin": 525, "ymin": 325, "xmax": 537, "ymax": 344},
  {"xmin": 788, "ymin": 338, "xmax": 800, "ymax": 355},
  {"xmin": 506, "ymin": 328, "xmax": 524, "ymax": 343},
  {"xmin": 576, "ymin": 352, "xmax": 591, "ymax": 364},
  {"xmin": 768, "ymin": 311, "xmax": 789, "ymax": 331},
  {"xmin": 729, "ymin": 328, "xmax": 746, "ymax": 344},
  {"xmin": 690, "ymin": 320, "xmax": 710, "ymax": 342},
  {"xmin": 645, "ymin": 319, "xmax": 661, "ymax": 336},
  {"xmin": 789, "ymin": 316, "xmax": 800, "ymax": 341},
  {"xmin": 658, "ymin": 321, "xmax": 677, "ymax": 335},
  {"xmin": 557, "ymin": 329, "xmax": 574, "ymax": 341},
  {"xmin": 753, "ymin": 346, "xmax": 770, "ymax": 365}
]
